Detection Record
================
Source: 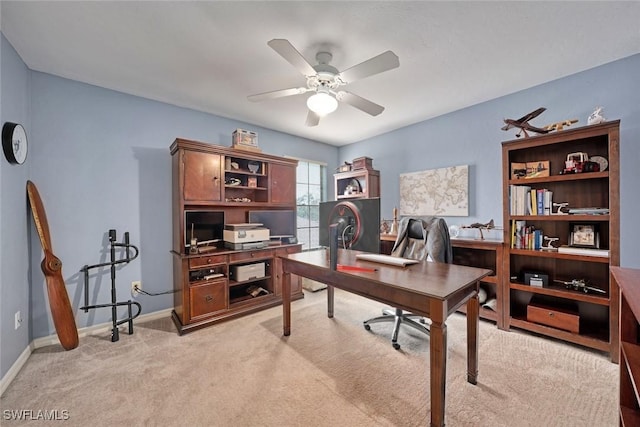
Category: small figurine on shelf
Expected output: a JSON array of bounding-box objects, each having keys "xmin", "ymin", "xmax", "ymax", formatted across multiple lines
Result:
[
  {"xmin": 542, "ymin": 236, "xmax": 559, "ymax": 251},
  {"xmin": 552, "ymin": 202, "xmax": 570, "ymax": 215},
  {"xmin": 587, "ymin": 107, "xmax": 606, "ymax": 125}
]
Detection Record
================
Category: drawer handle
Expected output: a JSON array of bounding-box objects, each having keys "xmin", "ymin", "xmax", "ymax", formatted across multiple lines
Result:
[
  {"xmin": 205, "ymin": 295, "xmax": 214, "ymax": 302},
  {"xmin": 548, "ymin": 312, "xmax": 554, "ymax": 317}
]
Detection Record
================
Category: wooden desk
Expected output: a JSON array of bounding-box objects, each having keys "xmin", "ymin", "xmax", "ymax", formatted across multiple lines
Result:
[{"xmin": 279, "ymin": 248, "xmax": 491, "ymax": 427}]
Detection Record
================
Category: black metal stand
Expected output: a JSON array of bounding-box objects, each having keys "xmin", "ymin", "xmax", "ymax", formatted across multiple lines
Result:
[{"xmin": 80, "ymin": 229, "xmax": 141, "ymax": 342}]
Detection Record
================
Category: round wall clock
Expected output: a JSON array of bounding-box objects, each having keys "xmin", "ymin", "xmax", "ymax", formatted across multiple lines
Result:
[{"xmin": 2, "ymin": 122, "xmax": 28, "ymax": 165}]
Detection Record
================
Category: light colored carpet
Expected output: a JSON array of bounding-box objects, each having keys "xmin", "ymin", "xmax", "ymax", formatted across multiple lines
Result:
[{"xmin": 1, "ymin": 289, "xmax": 617, "ymax": 426}]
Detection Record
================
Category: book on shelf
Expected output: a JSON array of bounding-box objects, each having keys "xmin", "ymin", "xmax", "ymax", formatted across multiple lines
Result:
[
  {"xmin": 568, "ymin": 207, "xmax": 609, "ymax": 215},
  {"xmin": 510, "ymin": 220, "xmax": 543, "ymax": 249},
  {"xmin": 509, "ymin": 185, "xmax": 552, "ymax": 215},
  {"xmin": 557, "ymin": 246, "xmax": 609, "ymax": 258}
]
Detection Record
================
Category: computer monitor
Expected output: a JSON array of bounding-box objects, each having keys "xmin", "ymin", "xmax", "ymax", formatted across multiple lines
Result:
[
  {"xmin": 184, "ymin": 210, "xmax": 225, "ymax": 252},
  {"xmin": 319, "ymin": 198, "xmax": 380, "ymax": 253},
  {"xmin": 248, "ymin": 209, "xmax": 296, "ymax": 239}
]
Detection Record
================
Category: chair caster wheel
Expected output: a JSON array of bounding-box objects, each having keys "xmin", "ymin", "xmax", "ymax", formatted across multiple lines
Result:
[
  {"xmin": 364, "ymin": 324, "xmax": 371, "ymax": 331},
  {"xmin": 392, "ymin": 342, "xmax": 400, "ymax": 350}
]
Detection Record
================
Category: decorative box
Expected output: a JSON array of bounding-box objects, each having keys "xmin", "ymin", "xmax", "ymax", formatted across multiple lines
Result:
[
  {"xmin": 352, "ymin": 156, "xmax": 373, "ymax": 170},
  {"xmin": 336, "ymin": 163, "xmax": 352, "ymax": 173},
  {"xmin": 232, "ymin": 129, "xmax": 260, "ymax": 152}
]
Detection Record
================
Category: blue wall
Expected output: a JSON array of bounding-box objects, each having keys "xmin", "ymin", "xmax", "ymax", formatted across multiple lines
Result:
[
  {"xmin": 0, "ymin": 35, "xmax": 31, "ymax": 380},
  {"xmin": 340, "ymin": 54, "xmax": 640, "ymax": 264},
  {"xmin": 2, "ymin": 27, "xmax": 639, "ymax": 382},
  {"xmin": 0, "ymin": 33, "xmax": 338, "ymax": 380}
]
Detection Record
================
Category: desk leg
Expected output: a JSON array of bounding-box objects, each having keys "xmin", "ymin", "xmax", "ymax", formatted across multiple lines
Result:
[
  {"xmin": 282, "ymin": 270, "xmax": 291, "ymax": 336},
  {"xmin": 466, "ymin": 285, "xmax": 479, "ymax": 385},
  {"xmin": 429, "ymin": 303, "xmax": 447, "ymax": 427},
  {"xmin": 327, "ymin": 285, "xmax": 334, "ymax": 318}
]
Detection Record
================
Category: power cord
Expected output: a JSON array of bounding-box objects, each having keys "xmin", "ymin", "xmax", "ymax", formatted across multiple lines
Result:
[
  {"xmin": 133, "ymin": 285, "xmax": 178, "ymax": 296},
  {"xmin": 342, "ymin": 224, "xmax": 354, "ymax": 249}
]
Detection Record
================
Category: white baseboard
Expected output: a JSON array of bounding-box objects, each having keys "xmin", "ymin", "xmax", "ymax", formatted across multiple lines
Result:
[
  {"xmin": 0, "ymin": 308, "xmax": 173, "ymax": 396},
  {"xmin": 0, "ymin": 345, "xmax": 32, "ymax": 397}
]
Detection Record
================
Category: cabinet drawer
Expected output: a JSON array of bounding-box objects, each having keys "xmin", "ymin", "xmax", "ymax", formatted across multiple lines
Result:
[
  {"xmin": 527, "ymin": 302, "xmax": 579, "ymax": 333},
  {"xmin": 228, "ymin": 249, "xmax": 272, "ymax": 263},
  {"xmin": 189, "ymin": 254, "xmax": 227, "ymax": 269},
  {"xmin": 190, "ymin": 282, "xmax": 227, "ymax": 319}
]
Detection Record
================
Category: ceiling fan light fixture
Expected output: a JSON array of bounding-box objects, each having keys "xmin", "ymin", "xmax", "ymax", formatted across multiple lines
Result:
[{"xmin": 306, "ymin": 91, "xmax": 338, "ymax": 116}]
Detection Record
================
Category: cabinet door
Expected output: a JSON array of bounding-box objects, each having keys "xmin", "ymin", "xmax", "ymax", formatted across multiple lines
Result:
[
  {"xmin": 183, "ymin": 150, "xmax": 222, "ymax": 202},
  {"xmin": 270, "ymin": 163, "xmax": 296, "ymax": 204}
]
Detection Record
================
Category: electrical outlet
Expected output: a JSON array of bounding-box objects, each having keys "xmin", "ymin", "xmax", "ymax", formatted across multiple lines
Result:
[
  {"xmin": 15, "ymin": 311, "xmax": 22, "ymax": 330},
  {"xmin": 131, "ymin": 281, "xmax": 141, "ymax": 296}
]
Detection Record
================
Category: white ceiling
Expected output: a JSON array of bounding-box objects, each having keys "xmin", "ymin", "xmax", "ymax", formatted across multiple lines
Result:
[{"xmin": 2, "ymin": 1, "xmax": 639, "ymax": 146}]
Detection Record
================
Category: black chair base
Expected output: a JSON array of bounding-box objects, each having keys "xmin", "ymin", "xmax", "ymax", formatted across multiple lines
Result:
[{"xmin": 363, "ymin": 307, "xmax": 430, "ymax": 350}]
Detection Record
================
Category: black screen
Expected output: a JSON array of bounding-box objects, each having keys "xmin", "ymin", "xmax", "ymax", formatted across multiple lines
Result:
[
  {"xmin": 319, "ymin": 198, "xmax": 380, "ymax": 253},
  {"xmin": 248, "ymin": 210, "xmax": 296, "ymax": 238},
  {"xmin": 184, "ymin": 210, "xmax": 225, "ymax": 249}
]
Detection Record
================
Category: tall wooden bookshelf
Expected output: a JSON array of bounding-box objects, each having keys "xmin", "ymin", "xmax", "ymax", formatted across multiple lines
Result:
[{"xmin": 501, "ymin": 121, "xmax": 620, "ymax": 362}]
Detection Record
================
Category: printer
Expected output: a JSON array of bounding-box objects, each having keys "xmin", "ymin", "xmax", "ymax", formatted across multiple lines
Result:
[{"xmin": 223, "ymin": 223, "xmax": 270, "ymax": 250}]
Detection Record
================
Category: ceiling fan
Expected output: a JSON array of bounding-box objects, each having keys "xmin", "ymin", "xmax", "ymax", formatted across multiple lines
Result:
[{"xmin": 248, "ymin": 39, "xmax": 400, "ymax": 127}]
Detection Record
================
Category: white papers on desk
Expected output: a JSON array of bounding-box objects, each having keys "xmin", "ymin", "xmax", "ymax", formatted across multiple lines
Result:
[{"xmin": 355, "ymin": 253, "xmax": 420, "ymax": 267}]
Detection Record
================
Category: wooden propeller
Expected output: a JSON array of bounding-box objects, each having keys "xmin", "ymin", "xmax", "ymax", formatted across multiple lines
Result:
[{"xmin": 26, "ymin": 180, "xmax": 79, "ymax": 350}]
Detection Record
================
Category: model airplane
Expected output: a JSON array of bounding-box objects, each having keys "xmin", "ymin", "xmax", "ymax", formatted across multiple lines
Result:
[
  {"xmin": 462, "ymin": 219, "xmax": 495, "ymax": 240},
  {"xmin": 502, "ymin": 107, "xmax": 551, "ymax": 138},
  {"xmin": 554, "ymin": 279, "xmax": 606, "ymax": 295}
]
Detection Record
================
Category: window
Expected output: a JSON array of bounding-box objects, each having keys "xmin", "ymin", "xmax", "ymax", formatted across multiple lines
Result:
[{"xmin": 295, "ymin": 160, "xmax": 326, "ymax": 250}]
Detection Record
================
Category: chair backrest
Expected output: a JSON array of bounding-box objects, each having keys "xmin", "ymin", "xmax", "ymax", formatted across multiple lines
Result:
[{"xmin": 390, "ymin": 217, "xmax": 452, "ymax": 263}]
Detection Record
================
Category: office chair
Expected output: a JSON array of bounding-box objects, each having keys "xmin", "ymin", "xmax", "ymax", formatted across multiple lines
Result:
[{"xmin": 363, "ymin": 216, "xmax": 452, "ymax": 350}]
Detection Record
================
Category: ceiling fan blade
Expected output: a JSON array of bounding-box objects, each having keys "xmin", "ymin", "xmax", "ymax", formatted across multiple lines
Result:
[
  {"xmin": 305, "ymin": 110, "xmax": 320, "ymax": 127},
  {"xmin": 338, "ymin": 50, "xmax": 399, "ymax": 83},
  {"xmin": 336, "ymin": 91, "xmax": 385, "ymax": 116},
  {"xmin": 247, "ymin": 87, "xmax": 310, "ymax": 102},
  {"xmin": 267, "ymin": 39, "xmax": 317, "ymax": 77}
]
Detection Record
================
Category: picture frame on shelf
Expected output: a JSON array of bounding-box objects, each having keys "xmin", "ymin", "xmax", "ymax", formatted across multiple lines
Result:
[
  {"xmin": 525, "ymin": 161, "xmax": 550, "ymax": 178},
  {"xmin": 569, "ymin": 223, "xmax": 599, "ymax": 248},
  {"xmin": 510, "ymin": 162, "xmax": 527, "ymax": 179}
]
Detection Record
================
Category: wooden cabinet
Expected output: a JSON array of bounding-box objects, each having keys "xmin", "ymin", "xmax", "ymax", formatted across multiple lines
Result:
[
  {"xmin": 170, "ymin": 138, "xmax": 303, "ymax": 334},
  {"xmin": 270, "ymin": 163, "xmax": 296, "ymax": 205},
  {"xmin": 613, "ymin": 267, "xmax": 640, "ymax": 425},
  {"xmin": 183, "ymin": 150, "xmax": 222, "ymax": 202},
  {"xmin": 502, "ymin": 121, "xmax": 620, "ymax": 361},
  {"xmin": 334, "ymin": 168, "xmax": 380, "ymax": 199},
  {"xmin": 451, "ymin": 238, "xmax": 505, "ymax": 329}
]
